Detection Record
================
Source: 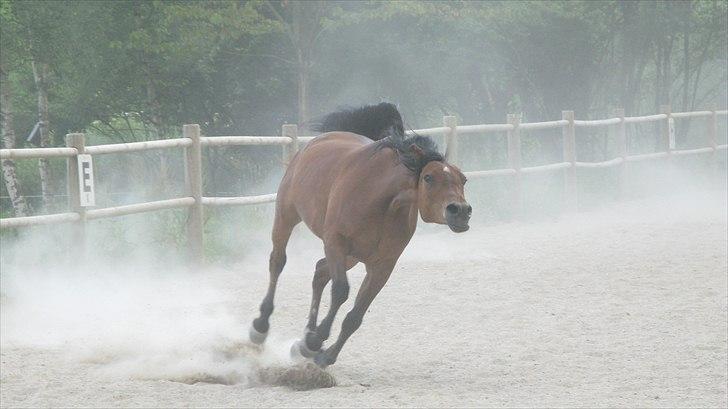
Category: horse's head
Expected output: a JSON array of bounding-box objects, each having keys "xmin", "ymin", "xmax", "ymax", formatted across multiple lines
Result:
[{"xmin": 417, "ymin": 160, "xmax": 471, "ymax": 233}]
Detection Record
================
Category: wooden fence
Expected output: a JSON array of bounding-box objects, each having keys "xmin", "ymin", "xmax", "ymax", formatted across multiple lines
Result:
[{"xmin": 1, "ymin": 105, "xmax": 726, "ymax": 259}]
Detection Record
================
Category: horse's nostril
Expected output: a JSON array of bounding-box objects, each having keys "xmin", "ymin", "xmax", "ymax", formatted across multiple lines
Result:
[
  {"xmin": 465, "ymin": 204, "xmax": 472, "ymax": 215},
  {"xmin": 446, "ymin": 204, "xmax": 459, "ymax": 214}
]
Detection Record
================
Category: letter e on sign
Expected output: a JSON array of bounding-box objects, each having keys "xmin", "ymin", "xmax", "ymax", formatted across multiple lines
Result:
[{"xmin": 77, "ymin": 154, "xmax": 96, "ymax": 207}]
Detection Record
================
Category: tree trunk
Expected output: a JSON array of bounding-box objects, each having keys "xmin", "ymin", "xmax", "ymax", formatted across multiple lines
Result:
[
  {"xmin": 265, "ymin": 0, "xmax": 325, "ymax": 126},
  {"xmin": 631, "ymin": 50, "xmax": 648, "ymax": 114},
  {"xmin": 682, "ymin": 26, "xmax": 690, "ymax": 112},
  {"xmin": 679, "ymin": 17, "xmax": 691, "ymax": 145},
  {"xmin": 31, "ymin": 59, "xmax": 52, "ymax": 210},
  {"xmin": 654, "ymin": 43, "xmax": 663, "ymax": 113},
  {"xmin": 290, "ymin": 0, "xmax": 325, "ymax": 126},
  {"xmin": 663, "ymin": 36, "xmax": 673, "ymax": 107},
  {"xmin": 145, "ymin": 67, "xmax": 169, "ymax": 196},
  {"xmin": 618, "ymin": 0, "xmax": 640, "ymax": 115},
  {"xmin": 297, "ymin": 55, "xmax": 310, "ymax": 126},
  {"xmin": 1, "ymin": 67, "xmax": 32, "ymax": 217},
  {"xmin": 145, "ymin": 69, "xmax": 163, "ymax": 135}
]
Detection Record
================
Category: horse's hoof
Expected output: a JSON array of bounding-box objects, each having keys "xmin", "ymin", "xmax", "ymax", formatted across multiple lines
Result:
[
  {"xmin": 291, "ymin": 339, "xmax": 318, "ymax": 359},
  {"xmin": 248, "ymin": 324, "xmax": 268, "ymax": 345},
  {"xmin": 313, "ymin": 351, "xmax": 334, "ymax": 368},
  {"xmin": 304, "ymin": 330, "xmax": 324, "ymax": 352}
]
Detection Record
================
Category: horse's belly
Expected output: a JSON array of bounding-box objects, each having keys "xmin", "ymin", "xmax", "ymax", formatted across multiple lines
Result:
[{"xmin": 296, "ymin": 204, "xmax": 325, "ymax": 239}]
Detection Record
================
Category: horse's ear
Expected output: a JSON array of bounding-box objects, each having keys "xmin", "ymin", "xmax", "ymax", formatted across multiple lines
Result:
[{"xmin": 409, "ymin": 143, "xmax": 425, "ymax": 159}]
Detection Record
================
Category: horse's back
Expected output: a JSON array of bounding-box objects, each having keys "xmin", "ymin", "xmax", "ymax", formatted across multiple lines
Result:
[{"xmin": 277, "ymin": 132, "xmax": 373, "ymax": 237}]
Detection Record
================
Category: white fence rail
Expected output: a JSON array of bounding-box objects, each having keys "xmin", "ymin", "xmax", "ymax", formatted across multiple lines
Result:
[
  {"xmin": 84, "ymin": 138, "xmax": 193, "ymax": 155},
  {"xmin": 1, "ymin": 106, "xmax": 726, "ymax": 259},
  {"xmin": 1, "ymin": 147, "xmax": 78, "ymax": 159}
]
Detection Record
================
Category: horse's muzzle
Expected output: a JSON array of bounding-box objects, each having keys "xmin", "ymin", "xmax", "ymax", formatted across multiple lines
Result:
[{"xmin": 446, "ymin": 202, "xmax": 471, "ymax": 233}]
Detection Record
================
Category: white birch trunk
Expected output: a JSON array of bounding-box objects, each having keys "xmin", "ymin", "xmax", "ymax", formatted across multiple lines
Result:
[{"xmin": 1, "ymin": 67, "xmax": 32, "ymax": 217}]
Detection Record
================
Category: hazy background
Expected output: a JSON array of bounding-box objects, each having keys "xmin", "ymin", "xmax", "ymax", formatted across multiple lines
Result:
[
  {"xmin": 1, "ymin": 1, "xmax": 727, "ymax": 231},
  {"xmin": 0, "ymin": 1, "xmax": 727, "ymax": 275}
]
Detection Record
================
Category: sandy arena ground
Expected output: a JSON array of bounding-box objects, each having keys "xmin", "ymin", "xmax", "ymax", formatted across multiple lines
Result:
[{"xmin": 1, "ymin": 191, "xmax": 726, "ymax": 408}]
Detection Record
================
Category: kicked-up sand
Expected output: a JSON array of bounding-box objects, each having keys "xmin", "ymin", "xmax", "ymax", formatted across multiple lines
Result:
[{"xmin": 1, "ymin": 191, "xmax": 726, "ymax": 407}]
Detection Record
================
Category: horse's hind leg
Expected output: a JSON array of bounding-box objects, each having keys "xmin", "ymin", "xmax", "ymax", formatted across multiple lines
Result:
[
  {"xmin": 313, "ymin": 260, "xmax": 394, "ymax": 368},
  {"xmin": 298, "ymin": 237, "xmax": 351, "ymax": 355},
  {"xmin": 295, "ymin": 256, "xmax": 358, "ymax": 357},
  {"xmin": 249, "ymin": 209, "xmax": 299, "ymax": 344},
  {"xmin": 305, "ymin": 257, "xmax": 359, "ymax": 333},
  {"xmin": 305, "ymin": 258, "xmax": 330, "ymax": 331}
]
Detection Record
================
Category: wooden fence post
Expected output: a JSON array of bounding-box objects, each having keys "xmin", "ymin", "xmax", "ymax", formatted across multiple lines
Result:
[
  {"xmin": 613, "ymin": 108, "xmax": 627, "ymax": 198},
  {"xmin": 184, "ymin": 124, "xmax": 203, "ymax": 262},
  {"xmin": 709, "ymin": 105, "xmax": 718, "ymax": 181},
  {"xmin": 660, "ymin": 104, "xmax": 675, "ymax": 182},
  {"xmin": 660, "ymin": 104, "xmax": 673, "ymax": 154},
  {"xmin": 444, "ymin": 115, "xmax": 458, "ymax": 165},
  {"xmin": 282, "ymin": 124, "xmax": 298, "ymax": 165},
  {"xmin": 66, "ymin": 133, "xmax": 86, "ymax": 260},
  {"xmin": 562, "ymin": 110, "xmax": 577, "ymax": 211},
  {"xmin": 507, "ymin": 114, "xmax": 522, "ymax": 218}
]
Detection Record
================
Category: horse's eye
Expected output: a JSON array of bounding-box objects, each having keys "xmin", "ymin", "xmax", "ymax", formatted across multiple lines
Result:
[{"xmin": 423, "ymin": 174, "xmax": 433, "ymax": 183}]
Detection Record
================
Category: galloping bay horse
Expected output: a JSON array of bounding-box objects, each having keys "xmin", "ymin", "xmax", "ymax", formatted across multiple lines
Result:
[{"xmin": 249, "ymin": 103, "xmax": 471, "ymax": 368}]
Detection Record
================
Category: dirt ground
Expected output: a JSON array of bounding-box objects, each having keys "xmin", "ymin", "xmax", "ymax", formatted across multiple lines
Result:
[{"xmin": 1, "ymin": 191, "xmax": 726, "ymax": 408}]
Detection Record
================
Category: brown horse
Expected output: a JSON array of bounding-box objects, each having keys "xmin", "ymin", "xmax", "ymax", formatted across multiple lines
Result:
[{"xmin": 249, "ymin": 103, "xmax": 471, "ymax": 368}]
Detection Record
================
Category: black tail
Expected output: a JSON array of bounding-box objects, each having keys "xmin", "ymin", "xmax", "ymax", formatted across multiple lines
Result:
[{"xmin": 309, "ymin": 102, "xmax": 404, "ymax": 141}]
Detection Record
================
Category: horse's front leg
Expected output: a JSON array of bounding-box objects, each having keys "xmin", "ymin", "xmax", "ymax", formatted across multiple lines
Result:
[{"xmin": 314, "ymin": 260, "xmax": 394, "ymax": 368}]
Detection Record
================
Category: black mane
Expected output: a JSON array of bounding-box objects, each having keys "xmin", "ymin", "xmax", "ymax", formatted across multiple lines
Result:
[
  {"xmin": 378, "ymin": 134, "xmax": 444, "ymax": 176},
  {"xmin": 309, "ymin": 102, "xmax": 404, "ymax": 141},
  {"xmin": 311, "ymin": 102, "xmax": 445, "ymax": 176}
]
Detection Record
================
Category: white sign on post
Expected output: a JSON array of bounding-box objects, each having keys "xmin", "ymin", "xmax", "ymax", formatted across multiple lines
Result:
[{"xmin": 77, "ymin": 154, "xmax": 95, "ymax": 207}]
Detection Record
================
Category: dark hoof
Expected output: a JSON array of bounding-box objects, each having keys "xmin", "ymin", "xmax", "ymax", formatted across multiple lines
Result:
[
  {"xmin": 304, "ymin": 330, "xmax": 324, "ymax": 352},
  {"xmin": 313, "ymin": 351, "xmax": 335, "ymax": 368},
  {"xmin": 249, "ymin": 324, "xmax": 268, "ymax": 345}
]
